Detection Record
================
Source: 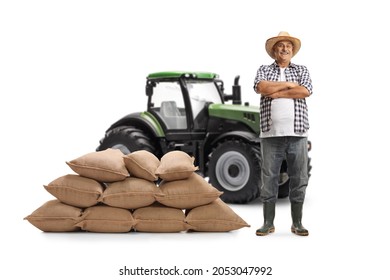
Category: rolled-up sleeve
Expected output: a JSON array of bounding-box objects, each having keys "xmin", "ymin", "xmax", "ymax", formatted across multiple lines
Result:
[
  {"xmin": 253, "ymin": 65, "xmax": 267, "ymax": 93},
  {"xmin": 299, "ymin": 65, "xmax": 313, "ymax": 95}
]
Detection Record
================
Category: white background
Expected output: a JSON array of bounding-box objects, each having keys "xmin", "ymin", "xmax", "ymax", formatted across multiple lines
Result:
[{"xmin": 1, "ymin": 0, "xmax": 389, "ymax": 279}]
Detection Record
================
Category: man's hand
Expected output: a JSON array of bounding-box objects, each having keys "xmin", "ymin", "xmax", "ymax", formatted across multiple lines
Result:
[{"xmin": 286, "ymin": 82, "xmax": 300, "ymax": 89}]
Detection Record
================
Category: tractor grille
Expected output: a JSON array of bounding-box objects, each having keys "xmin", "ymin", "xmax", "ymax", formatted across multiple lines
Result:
[{"xmin": 243, "ymin": 112, "xmax": 256, "ymax": 122}]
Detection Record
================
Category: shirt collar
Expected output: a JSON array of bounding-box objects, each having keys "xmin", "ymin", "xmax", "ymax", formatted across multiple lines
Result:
[{"xmin": 271, "ymin": 61, "xmax": 297, "ymax": 69}]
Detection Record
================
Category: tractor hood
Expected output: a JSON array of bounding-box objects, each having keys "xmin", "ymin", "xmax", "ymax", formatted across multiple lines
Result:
[{"xmin": 208, "ymin": 103, "xmax": 260, "ymax": 134}]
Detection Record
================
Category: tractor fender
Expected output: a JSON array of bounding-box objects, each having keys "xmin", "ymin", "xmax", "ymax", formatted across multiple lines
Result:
[
  {"xmin": 209, "ymin": 131, "xmax": 260, "ymax": 148},
  {"xmin": 106, "ymin": 112, "xmax": 164, "ymax": 138}
]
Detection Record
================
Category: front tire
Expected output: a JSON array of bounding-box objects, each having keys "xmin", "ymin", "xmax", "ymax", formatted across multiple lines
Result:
[
  {"xmin": 208, "ymin": 140, "xmax": 261, "ymax": 204},
  {"xmin": 97, "ymin": 126, "xmax": 156, "ymax": 155}
]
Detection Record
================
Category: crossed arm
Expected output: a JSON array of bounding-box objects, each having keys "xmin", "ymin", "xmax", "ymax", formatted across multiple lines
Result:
[{"xmin": 256, "ymin": 81, "xmax": 310, "ymax": 99}]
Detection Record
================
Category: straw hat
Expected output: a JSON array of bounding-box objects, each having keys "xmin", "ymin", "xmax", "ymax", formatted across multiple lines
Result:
[{"xmin": 265, "ymin": 31, "xmax": 301, "ymax": 59}]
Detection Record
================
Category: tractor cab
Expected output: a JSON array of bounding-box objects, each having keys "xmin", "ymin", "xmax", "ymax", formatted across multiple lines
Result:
[{"xmin": 145, "ymin": 72, "xmax": 225, "ymax": 132}]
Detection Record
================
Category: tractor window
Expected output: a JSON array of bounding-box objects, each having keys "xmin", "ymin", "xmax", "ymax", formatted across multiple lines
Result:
[
  {"xmin": 150, "ymin": 81, "xmax": 187, "ymax": 130},
  {"xmin": 187, "ymin": 81, "xmax": 222, "ymax": 129}
]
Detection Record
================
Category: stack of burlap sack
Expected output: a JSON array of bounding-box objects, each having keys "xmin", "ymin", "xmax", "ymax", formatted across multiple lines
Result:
[{"xmin": 24, "ymin": 149, "xmax": 250, "ymax": 233}]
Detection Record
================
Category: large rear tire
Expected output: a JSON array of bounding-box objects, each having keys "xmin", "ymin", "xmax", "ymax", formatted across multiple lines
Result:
[
  {"xmin": 208, "ymin": 140, "xmax": 261, "ymax": 204},
  {"xmin": 97, "ymin": 126, "xmax": 156, "ymax": 155}
]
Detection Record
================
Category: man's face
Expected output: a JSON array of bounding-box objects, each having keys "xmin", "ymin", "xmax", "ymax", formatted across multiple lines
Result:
[{"xmin": 273, "ymin": 40, "xmax": 294, "ymax": 63}]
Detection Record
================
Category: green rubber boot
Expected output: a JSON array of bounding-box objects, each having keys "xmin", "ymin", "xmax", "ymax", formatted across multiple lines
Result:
[
  {"xmin": 256, "ymin": 202, "xmax": 275, "ymax": 236},
  {"xmin": 291, "ymin": 202, "xmax": 309, "ymax": 236}
]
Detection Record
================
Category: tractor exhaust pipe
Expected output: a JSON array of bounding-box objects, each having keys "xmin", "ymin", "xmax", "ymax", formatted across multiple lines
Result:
[
  {"xmin": 223, "ymin": 75, "xmax": 242, "ymax": 104},
  {"xmin": 232, "ymin": 75, "xmax": 242, "ymax": 105}
]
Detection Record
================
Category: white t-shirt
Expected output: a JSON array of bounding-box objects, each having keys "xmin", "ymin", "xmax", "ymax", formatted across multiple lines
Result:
[{"xmin": 261, "ymin": 68, "xmax": 308, "ymax": 138}]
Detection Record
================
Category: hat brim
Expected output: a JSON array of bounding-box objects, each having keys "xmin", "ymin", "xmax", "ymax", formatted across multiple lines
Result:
[{"xmin": 265, "ymin": 36, "xmax": 301, "ymax": 59}]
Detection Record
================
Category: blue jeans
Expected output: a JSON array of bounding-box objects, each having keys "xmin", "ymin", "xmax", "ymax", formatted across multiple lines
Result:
[{"xmin": 260, "ymin": 137, "xmax": 309, "ymax": 203}]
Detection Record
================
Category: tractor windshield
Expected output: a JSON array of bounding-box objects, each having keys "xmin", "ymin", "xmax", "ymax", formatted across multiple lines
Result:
[
  {"xmin": 186, "ymin": 80, "xmax": 223, "ymax": 122},
  {"xmin": 187, "ymin": 80, "xmax": 222, "ymax": 104}
]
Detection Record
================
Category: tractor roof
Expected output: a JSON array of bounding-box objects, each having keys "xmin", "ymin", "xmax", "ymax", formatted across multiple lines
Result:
[{"xmin": 147, "ymin": 71, "xmax": 219, "ymax": 80}]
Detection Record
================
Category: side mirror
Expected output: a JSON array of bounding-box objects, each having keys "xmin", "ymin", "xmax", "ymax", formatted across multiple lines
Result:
[{"xmin": 146, "ymin": 81, "xmax": 155, "ymax": 97}]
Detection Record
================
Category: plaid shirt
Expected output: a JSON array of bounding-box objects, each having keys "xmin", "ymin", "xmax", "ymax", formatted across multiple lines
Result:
[{"xmin": 254, "ymin": 61, "xmax": 313, "ymax": 133}]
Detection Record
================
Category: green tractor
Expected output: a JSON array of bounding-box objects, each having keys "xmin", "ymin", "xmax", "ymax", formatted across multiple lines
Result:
[{"xmin": 97, "ymin": 71, "xmax": 310, "ymax": 203}]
